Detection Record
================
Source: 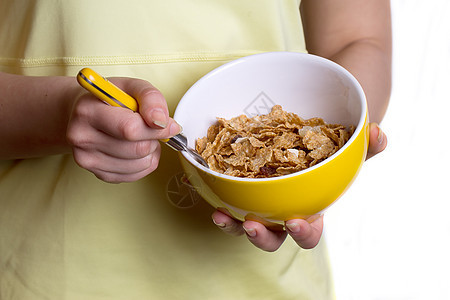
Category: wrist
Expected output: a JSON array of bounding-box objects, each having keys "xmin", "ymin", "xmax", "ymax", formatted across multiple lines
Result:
[{"xmin": 0, "ymin": 73, "xmax": 82, "ymax": 159}]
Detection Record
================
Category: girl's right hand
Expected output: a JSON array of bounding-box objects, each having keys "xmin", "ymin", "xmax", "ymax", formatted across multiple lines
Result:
[{"xmin": 67, "ymin": 77, "xmax": 182, "ymax": 183}]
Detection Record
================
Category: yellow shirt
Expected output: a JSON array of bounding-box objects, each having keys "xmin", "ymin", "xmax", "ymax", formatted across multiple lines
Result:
[{"xmin": 0, "ymin": 1, "xmax": 334, "ymax": 299}]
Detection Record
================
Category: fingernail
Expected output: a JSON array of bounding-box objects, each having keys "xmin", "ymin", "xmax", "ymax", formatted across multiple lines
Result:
[
  {"xmin": 212, "ymin": 219, "xmax": 226, "ymax": 228},
  {"xmin": 151, "ymin": 108, "xmax": 168, "ymax": 128},
  {"xmin": 286, "ymin": 222, "xmax": 300, "ymax": 233},
  {"xmin": 169, "ymin": 121, "xmax": 183, "ymax": 136},
  {"xmin": 243, "ymin": 226, "xmax": 256, "ymax": 237},
  {"xmin": 376, "ymin": 124, "xmax": 384, "ymax": 145}
]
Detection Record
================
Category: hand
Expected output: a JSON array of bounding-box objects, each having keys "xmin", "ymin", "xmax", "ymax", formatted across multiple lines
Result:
[
  {"xmin": 67, "ymin": 77, "xmax": 182, "ymax": 183},
  {"xmin": 212, "ymin": 210, "xmax": 323, "ymax": 252},
  {"xmin": 211, "ymin": 122, "xmax": 388, "ymax": 251}
]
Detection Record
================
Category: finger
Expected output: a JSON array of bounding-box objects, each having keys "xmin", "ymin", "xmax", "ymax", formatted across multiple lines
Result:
[
  {"xmin": 138, "ymin": 88, "xmax": 171, "ymax": 129},
  {"xmin": 69, "ymin": 122, "xmax": 160, "ymax": 160},
  {"xmin": 211, "ymin": 210, "xmax": 245, "ymax": 236},
  {"xmin": 95, "ymin": 106, "xmax": 181, "ymax": 141},
  {"xmin": 74, "ymin": 95, "xmax": 181, "ymax": 141},
  {"xmin": 285, "ymin": 215, "xmax": 324, "ymax": 249},
  {"xmin": 93, "ymin": 131, "xmax": 160, "ymax": 160},
  {"xmin": 111, "ymin": 78, "xmax": 170, "ymax": 129},
  {"xmin": 242, "ymin": 221, "xmax": 287, "ymax": 252},
  {"xmin": 98, "ymin": 138, "xmax": 158, "ymax": 160},
  {"xmin": 73, "ymin": 145, "xmax": 160, "ymax": 178},
  {"xmin": 366, "ymin": 123, "xmax": 387, "ymax": 160},
  {"xmin": 92, "ymin": 166, "xmax": 158, "ymax": 184}
]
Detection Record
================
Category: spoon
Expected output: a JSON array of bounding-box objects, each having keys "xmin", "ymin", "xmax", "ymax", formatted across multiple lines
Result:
[{"xmin": 76, "ymin": 68, "xmax": 209, "ymax": 168}]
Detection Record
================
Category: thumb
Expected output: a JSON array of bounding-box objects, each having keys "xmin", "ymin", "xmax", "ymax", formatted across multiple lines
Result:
[
  {"xmin": 366, "ymin": 123, "xmax": 387, "ymax": 160},
  {"xmin": 112, "ymin": 77, "xmax": 171, "ymax": 129}
]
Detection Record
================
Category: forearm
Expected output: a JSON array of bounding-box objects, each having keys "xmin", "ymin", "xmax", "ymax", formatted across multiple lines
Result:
[
  {"xmin": 328, "ymin": 40, "xmax": 391, "ymax": 124},
  {"xmin": 301, "ymin": 0, "xmax": 392, "ymax": 124},
  {"xmin": 0, "ymin": 72, "xmax": 80, "ymax": 159}
]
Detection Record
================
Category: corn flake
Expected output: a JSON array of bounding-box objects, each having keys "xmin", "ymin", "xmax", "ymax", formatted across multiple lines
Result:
[{"xmin": 196, "ymin": 105, "xmax": 354, "ymax": 178}]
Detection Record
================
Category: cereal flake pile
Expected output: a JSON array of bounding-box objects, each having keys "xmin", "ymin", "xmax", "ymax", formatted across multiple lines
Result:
[{"xmin": 195, "ymin": 105, "xmax": 354, "ymax": 178}]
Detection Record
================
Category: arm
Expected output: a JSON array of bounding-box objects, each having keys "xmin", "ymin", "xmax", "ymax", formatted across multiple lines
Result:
[
  {"xmin": 212, "ymin": 0, "xmax": 392, "ymax": 251},
  {"xmin": 300, "ymin": 0, "xmax": 392, "ymax": 124}
]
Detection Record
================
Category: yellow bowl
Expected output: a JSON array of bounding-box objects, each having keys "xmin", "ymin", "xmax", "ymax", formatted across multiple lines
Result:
[{"xmin": 174, "ymin": 52, "xmax": 368, "ymax": 226}]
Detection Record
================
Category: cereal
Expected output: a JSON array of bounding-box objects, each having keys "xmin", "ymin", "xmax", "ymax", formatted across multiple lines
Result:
[{"xmin": 195, "ymin": 105, "xmax": 354, "ymax": 178}]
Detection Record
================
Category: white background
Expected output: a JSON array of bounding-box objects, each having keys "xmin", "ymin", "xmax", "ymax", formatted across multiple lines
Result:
[{"xmin": 325, "ymin": 0, "xmax": 450, "ymax": 299}]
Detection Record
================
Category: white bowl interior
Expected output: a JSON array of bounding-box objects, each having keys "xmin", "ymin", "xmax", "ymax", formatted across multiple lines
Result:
[{"xmin": 174, "ymin": 52, "xmax": 366, "ymax": 173}]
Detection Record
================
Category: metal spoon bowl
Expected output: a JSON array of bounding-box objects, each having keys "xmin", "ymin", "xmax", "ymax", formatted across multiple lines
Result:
[{"xmin": 161, "ymin": 134, "xmax": 209, "ymax": 168}]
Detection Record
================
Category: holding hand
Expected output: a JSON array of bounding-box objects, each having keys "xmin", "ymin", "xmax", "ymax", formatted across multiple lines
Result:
[
  {"xmin": 212, "ymin": 123, "xmax": 387, "ymax": 252},
  {"xmin": 67, "ymin": 77, "xmax": 181, "ymax": 183}
]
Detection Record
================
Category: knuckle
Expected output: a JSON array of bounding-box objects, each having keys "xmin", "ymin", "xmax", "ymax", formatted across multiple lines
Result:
[
  {"xmin": 263, "ymin": 246, "xmax": 280, "ymax": 253},
  {"xmin": 72, "ymin": 97, "xmax": 94, "ymax": 120},
  {"xmin": 140, "ymin": 87, "xmax": 163, "ymax": 101},
  {"xmin": 95, "ymin": 173, "xmax": 121, "ymax": 184},
  {"xmin": 138, "ymin": 155, "xmax": 153, "ymax": 171},
  {"xmin": 134, "ymin": 140, "xmax": 154, "ymax": 158},
  {"xmin": 146, "ymin": 153, "xmax": 160, "ymax": 172},
  {"xmin": 65, "ymin": 129, "xmax": 77, "ymax": 146},
  {"xmin": 138, "ymin": 88, "xmax": 166, "ymax": 114},
  {"xmin": 67, "ymin": 101, "xmax": 96, "ymax": 147},
  {"xmin": 72, "ymin": 150, "xmax": 97, "ymax": 171},
  {"xmin": 117, "ymin": 117, "xmax": 140, "ymax": 141},
  {"xmin": 66, "ymin": 130, "xmax": 90, "ymax": 148}
]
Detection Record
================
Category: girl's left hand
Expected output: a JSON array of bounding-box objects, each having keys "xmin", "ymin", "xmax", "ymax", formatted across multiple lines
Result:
[{"xmin": 211, "ymin": 122, "xmax": 387, "ymax": 251}]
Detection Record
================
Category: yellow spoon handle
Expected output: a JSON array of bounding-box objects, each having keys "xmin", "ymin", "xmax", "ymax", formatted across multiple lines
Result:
[
  {"xmin": 77, "ymin": 67, "xmax": 138, "ymax": 112},
  {"xmin": 76, "ymin": 68, "xmax": 209, "ymax": 168}
]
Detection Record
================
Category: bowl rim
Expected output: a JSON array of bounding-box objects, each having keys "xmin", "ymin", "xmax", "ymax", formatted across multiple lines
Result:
[{"xmin": 174, "ymin": 51, "xmax": 367, "ymax": 182}]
